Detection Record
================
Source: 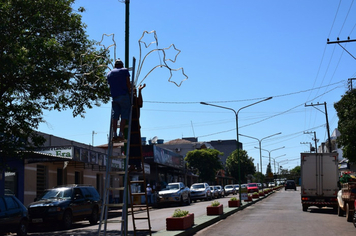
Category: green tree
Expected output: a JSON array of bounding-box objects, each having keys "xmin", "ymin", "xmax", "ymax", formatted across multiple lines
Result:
[
  {"xmin": 0, "ymin": 0, "xmax": 111, "ymax": 158},
  {"xmin": 253, "ymin": 171, "xmax": 265, "ymax": 184},
  {"xmin": 225, "ymin": 149, "xmax": 255, "ymax": 183},
  {"xmin": 334, "ymin": 90, "xmax": 356, "ymax": 162},
  {"xmin": 185, "ymin": 149, "xmax": 223, "ymax": 183},
  {"xmin": 266, "ymin": 163, "xmax": 272, "ymax": 176}
]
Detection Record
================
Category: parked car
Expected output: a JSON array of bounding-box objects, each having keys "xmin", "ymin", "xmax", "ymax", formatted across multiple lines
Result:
[
  {"xmin": 224, "ymin": 185, "xmax": 236, "ymax": 195},
  {"xmin": 0, "ymin": 195, "xmax": 29, "ymax": 236},
  {"xmin": 157, "ymin": 182, "xmax": 190, "ymax": 205},
  {"xmin": 285, "ymin": 180, "xmax": 297, "ymax": 191},
  {"xmin": 234, "ymin": 184, "xmax": 240, "ymax": 193},
  {"xmin": 190, "ymin": 183, "xmax": 212, "ymax": 202},
  {"xmin": 28, "ymin": 184, "xmax": 101, "ymax": 229},
  {"xmin": 257, "ymin": 183, "xmax": 263, "ymax": 189},
  {"xmin": 215, "ymin": 185, "xmax": 225, "ymax": 197},
  {"xmin": 268, "ymin": 182, "xmax": 276, "ymax": 187},
  {"xmin": 210, "ymin": 186, "xmax": 219, "ymax": 199},
  {"xmin": 247, "ymin": 183, "xmax": 259, "ymax": 193}
]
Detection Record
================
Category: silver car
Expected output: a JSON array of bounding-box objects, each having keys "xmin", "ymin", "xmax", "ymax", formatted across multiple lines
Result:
[
  {"xmin": 157, "ymin": 182, "xmax": 191, "ymax": 205},
  {"xmin": 190, "ymin": 183, "xmax": 212, "ymax": 202}
]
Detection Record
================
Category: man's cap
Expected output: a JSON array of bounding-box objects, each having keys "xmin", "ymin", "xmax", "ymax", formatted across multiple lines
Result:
[
  {"xmin": 115, "ymin": 59, "xmax": 123, "ymax": 66},
  {"xmin": 147, "ymin": 184, "xmax": 150, "ymax": 186}
]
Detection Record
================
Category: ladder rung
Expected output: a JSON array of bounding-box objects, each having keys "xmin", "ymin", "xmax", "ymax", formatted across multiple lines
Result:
[
  {"xmin": 134, "ymin": 229, "xmax": 152, "ymax": 232},
  {"xmin": 130, "ymin": 180, "xmax": 144, "ymax": 184},
  {"xmin": 104, "ymin": 203, "xmax": 124, "ymax": 208},
  {"xmin": 131, "ymin": 204, "xmax": 148, "ymax": 207},
  {"xmin": 109, "ymin": 171, "xmax": 126, "ymax": 175},
  {"xmin": 110, "ymin": 155, "xmax": 126, "ymax": 159},
  {"xmin": 131, "ymin": 192, "xmax": 145, "ymax": 196},
  {"xmin": 102, "ymin": 219, "xmax": 124, "ymax": 224},
  {"xmin": 108, "ymin": 187, "xmax": 125, "ymax": 191}
]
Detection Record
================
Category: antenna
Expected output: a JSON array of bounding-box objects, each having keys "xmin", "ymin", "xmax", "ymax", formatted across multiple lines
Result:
[{"xmin": 191, "ymin": 121, "xmax": 195, "ymax": 137}]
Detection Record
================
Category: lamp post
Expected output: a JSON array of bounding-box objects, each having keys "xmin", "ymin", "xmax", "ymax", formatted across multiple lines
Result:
[
  {"xmin": 277, "ymin": 159, "xmax": 289, "ymax": 174},
  {"xmin": 263, "ymin": 154, "xmax": 286, "ymax": 174},
  {"xmin": 256, "ymin": 146, "xmax": 285, "ymax": 172},
  {"xmin": 200, "ymin": 96, "xmax": 273, "ymax": 205},
  {"xmin": 239, "ymin": 132, "xmax": 281, "ymax": 174}
]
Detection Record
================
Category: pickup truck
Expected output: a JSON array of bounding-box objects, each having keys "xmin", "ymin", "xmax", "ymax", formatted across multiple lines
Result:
[{"xmin": 337, "ymin": 182, "xmax": 356, "ymax": 222}]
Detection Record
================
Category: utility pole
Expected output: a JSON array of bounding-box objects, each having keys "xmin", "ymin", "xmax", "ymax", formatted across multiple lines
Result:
[
  {"xmin": 305, "ymin": 102, "xmax": 332, "ymax": 152},
  {"xmin": 125, "ymin": 0, "xmax": 130, "ymax": 69},
  {"xmin": 348, "ymin": 78, "xmax": 356, "ymax": 91},
  {"xmin": 303, "ymin": 131, "xmax": 318, "ymax": 153},
  {"xmin": 327, "ymin": 37, "xmax": 356, "ymax": 60}
]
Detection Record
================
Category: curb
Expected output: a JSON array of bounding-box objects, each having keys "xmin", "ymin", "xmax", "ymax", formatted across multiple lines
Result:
[{"xmin": 153, "ymin": 190, "xmax": 278, "ymax": 236}]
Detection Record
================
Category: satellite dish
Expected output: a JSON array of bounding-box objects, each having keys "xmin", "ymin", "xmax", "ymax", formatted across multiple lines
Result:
[{"xmin": 151, "ymin": 136, "xmax": 158, "ymax": 143}]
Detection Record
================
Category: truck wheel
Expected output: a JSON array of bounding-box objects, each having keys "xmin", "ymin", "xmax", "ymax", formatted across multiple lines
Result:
[
  {"xmin": 302, "ymin": 205, "xmax": 308, "ymax": 212},
  {"xmin": 337, "ymin": 205, "xmax": 344, "ymax": 216},
  {"xmin": 346, "ymin": 203, "xmax": 353, "ymax": 222}
]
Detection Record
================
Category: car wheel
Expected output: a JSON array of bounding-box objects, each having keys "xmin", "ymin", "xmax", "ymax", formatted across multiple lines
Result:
[
  {"xmin": 89, "ymin": 207, "xmax": 99, "ymax": 225},
  {"xmin": 62, "ymin": 210, "xmax": 73, "ymax": 229},
  {"xmin": 180, "ymin": 196, "xmax": 184, "ymax": 206},
  {"xmin": 346, "ymin": 203, "xmax": 353, "ymax": 222},
  {"xmin": 17, "ymin": 219, "xmax": 28, "ymax": 236},
  {"xmin": 186, "ymin": 196, "xmax": 191, "ymax": 205},
  {"xmin": 302, "ymin": 205, "xmax": 308, "ymax": 212}
]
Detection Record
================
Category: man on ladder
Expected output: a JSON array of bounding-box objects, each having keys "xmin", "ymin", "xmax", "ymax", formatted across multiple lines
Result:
[{"xmin": 107, "ymin": 59, "xmax": 131, "ymax": 142}]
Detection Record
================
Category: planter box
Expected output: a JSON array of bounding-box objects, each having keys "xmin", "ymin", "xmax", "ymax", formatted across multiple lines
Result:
[
  {"xmin": 259, "ymin": 192, "xmax": 265, "ymax": 197},
  {"xmin": 252, "ymin": 194, "xmax": 259, "ymax": 199},
  {"xmin": 207, "ymin": 204, "xmax": 223, "ymax": 215},
  {"xmin": 244, "ymin": 196, "xmax": 252, "ymax": 202},
  {"xmin": 228, "ymin": 200, "xmax": 240, "ymax": 207},
  {"xmin": 166, "ymin": 213, "xmax": 194, "ymax": 230}
]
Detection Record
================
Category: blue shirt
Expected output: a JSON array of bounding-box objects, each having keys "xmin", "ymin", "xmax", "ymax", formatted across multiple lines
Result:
[{"xmin": 107, "ymin": 68, "xmax": 130, "ymax": 98}]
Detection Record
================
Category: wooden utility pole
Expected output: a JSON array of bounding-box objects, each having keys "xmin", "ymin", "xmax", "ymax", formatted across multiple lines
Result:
[{"xmin": 305, "ymin": 103, "xmax": 332, "ymax": 152}]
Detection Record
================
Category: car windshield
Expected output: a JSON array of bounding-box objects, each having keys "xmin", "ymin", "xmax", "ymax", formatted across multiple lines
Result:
[
  {"xmin": 241, "ymin": 184, "xmax": 247, "ymax": 188},
  {"xmin": 163, "ymin": 184, "xmax": 180, "ymax": 190},
  {"xmin": 216, "ymin": 186, "xmax": 221, "ymax": 190},
  {"xmin": 248, "ymin": 183, "xmax": 257, "ymax": 187},
  {"xmin": 191, "ymin": 184, "xmax": 205, "ymax": 189},
  {"xmin": 40, "ymin": 188, "xmax": 73, "ymax": 200},
  {"xmin": 225, "ymin": 185, "xmax": 233, "ymax": 189}
]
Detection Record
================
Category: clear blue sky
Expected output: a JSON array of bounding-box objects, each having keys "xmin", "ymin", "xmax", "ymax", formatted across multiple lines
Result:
[{"xmin": 38, "ymin": 0, "xmax": 356, "ymax": 173}]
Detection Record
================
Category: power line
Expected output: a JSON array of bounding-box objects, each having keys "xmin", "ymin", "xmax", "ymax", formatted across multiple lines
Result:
[{"xmin": 145, "ymin": 81, "xmax": 344, "ymax": 104}]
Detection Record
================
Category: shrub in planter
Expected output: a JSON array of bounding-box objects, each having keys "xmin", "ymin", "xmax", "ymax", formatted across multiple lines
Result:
[
  {"xmin": 207, "ymin": 201, "xmax": 223, "ymax": 215},
  {"xmin": 259, "ymin": 191, "xmax": 265, "ymax": 196},
  {"xmin": 228, "ymin": 197, "xmax": 240, "ymax": 207},
  {"xmin": 166, "ymin": 209, "xmax": 194, "ymax": 230},
  {"xmin": 252, "ymin": 192, "xmax": 259, "ymax": 198}
]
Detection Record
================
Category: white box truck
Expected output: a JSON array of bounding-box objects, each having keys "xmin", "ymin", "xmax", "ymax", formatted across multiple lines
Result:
[{"xmin": 301, "ymin": 152, "xmax": 339, "ymax": 212}]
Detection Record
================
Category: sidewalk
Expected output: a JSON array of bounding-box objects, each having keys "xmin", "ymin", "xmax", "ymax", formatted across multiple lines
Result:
[{"xmin": 153, "ymin": 190, "xmax": 278, "ymax": 236}]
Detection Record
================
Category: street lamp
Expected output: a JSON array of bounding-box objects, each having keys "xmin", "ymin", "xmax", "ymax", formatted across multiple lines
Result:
[
  {"xmin": 277, "ymin": 159, "xmax": 289, "ymax": 174},
  {"xmin": 263, "ymin": 154, "xmax": 286, "ymax": 174},
  {"xmin": 239, "ymin": 132, "xmax": 281, "ymax": 174},
  {"xmin": 255, "ymin": 146, "xmax": 285, "ymax": 172},
  {"xmin": 200, "ymin": 96, "xmax": 273, "ymax": 205}
]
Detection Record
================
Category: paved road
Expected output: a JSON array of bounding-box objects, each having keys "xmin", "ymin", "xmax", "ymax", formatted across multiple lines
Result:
[{"xmin": 194, "ymin": 188, "xmax": 356, "ymax": 236}]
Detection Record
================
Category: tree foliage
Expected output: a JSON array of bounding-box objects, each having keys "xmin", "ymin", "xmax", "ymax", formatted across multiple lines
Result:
[
  {"xmin": 225, "ymin": 149, "xmax": 255, "ymax": 183},
  {"xmin": 0, "ymin": 0, "xmax": 112, "ymax": 158},
  {"xmin": 185, "ymin": 149, "xmax": 223, "ymax": 183},
  {"xmin": 334, "ymin": 90, "xmax": 356, "ymax": 162}
]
